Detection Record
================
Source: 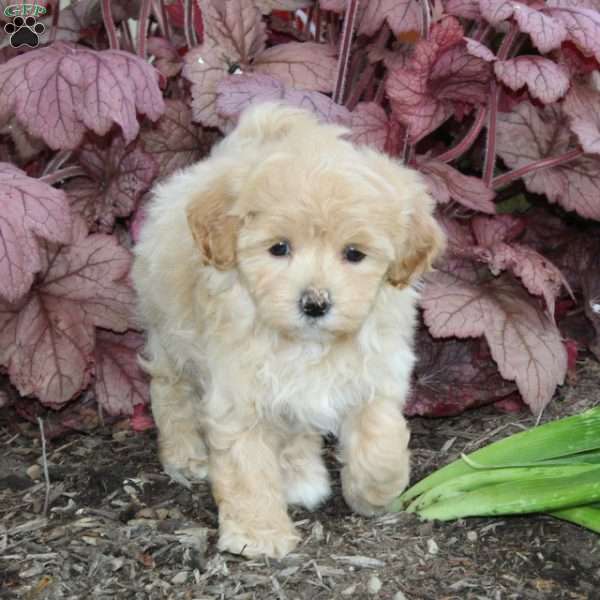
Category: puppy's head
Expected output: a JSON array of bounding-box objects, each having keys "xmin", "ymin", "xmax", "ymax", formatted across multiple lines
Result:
[{"xmin": 187, "ymin": 103, "xmax": 445, "ymax": 339}]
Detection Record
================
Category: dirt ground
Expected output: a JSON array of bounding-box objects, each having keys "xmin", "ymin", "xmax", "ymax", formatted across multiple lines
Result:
[{"xmin": 1, "ymin": 362, "xmax": 599, "ymax": 600}]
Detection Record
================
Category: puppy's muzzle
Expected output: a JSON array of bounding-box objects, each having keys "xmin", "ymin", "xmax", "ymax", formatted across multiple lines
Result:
[{"xmin": 299, "ymin": 288, "xmax": 331, "ymax": 319}]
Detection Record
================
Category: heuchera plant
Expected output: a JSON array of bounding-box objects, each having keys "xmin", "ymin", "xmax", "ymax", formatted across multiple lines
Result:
[{"xmin": 0, "ymin": 0, "xmax": 599, "ymax": 435}]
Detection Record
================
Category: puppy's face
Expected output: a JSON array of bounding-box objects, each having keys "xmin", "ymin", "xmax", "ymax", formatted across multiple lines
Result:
[
  {"xmin": 235, "ymin": 158, "xmax": 398, "ymax": 339},
  {"xmin": 186, "ymin": 105, "xmax": 445, "ymax": 340}
]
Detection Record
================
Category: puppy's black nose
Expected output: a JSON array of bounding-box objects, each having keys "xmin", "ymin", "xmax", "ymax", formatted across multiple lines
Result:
[{"xmin": 299, "ymin": 288, "xmax": 331, "ymax": 318}]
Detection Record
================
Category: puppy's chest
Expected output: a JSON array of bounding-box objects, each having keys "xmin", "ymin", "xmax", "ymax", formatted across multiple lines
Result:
[{"xmin": 253, "ymin": 343, "xmax": 368, "ymax": 435}]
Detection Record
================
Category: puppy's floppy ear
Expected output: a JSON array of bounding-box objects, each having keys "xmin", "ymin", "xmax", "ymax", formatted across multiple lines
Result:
[
  {"xmin": 387, "ymin": 199, "xmax": 446, "ymax": 288},
  {"xmin": 186, "ymin": 176, "xmax": 240, "ymax": 270},
  {"xmin": 361, "ymin": 150, "xmax": 445, "ymax": 288}
]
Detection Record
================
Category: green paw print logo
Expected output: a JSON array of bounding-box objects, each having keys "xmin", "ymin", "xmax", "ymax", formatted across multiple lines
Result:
[{"xmin": 5, "ymin": 14, "xmax": 45, "ymax": 48}]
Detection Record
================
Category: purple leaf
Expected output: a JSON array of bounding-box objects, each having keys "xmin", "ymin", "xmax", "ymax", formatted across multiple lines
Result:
[
  {"xmin": 216, "ymin": 73, "xmax": 351, "ymax": 125},
  {"xmin": 254, "ymin": 42, "xmax": 338, "ymax": 92},
  {"xmin": 94, "ymin": 330, "xmax": 149, "ymax": 416},
  {"xmin": 140, "ymin": 99, "xmax": 219, "ymax": 180},
  {"xmin": 421, "ymin": 262, "xmax": 567, "ymax": 415},
  {"xmin": 0, "ymin": 163, "xmax": 72, "ymax": 302},
  {"xmin": 406, "ymin": 329, "xmax": 517, "ymax": 417},
  {"xmin": 147, "ymin": 37, "xmax": 183, "ymax": 78},
  {"xmin": 183, "ymin": 41, "xmax": 232, "ymax": 129},
  {"xmin": 444, "ymin": 0, "xmax": 481, "ymax": 20},
  {"xmin": 349, "ymin": 102, "xmax": 391, "ymax": 152},
  {"xmin": 359, "ymin": 0, "xmax": 422, "ymax": 36},
  {"xmin": 546, "ymin": 6, "xmax": 600, "ymax": 62},
  {"xmin": 494, "ymin": 56, "xmax": 570, "ymax": 104},
  {"xmin": 0, "ymin": 43, "xmax": 164, "ymax": 150},
  {"xmin": 418, "ymin": 159, "xmax": 496, "ymax": 213},
  {"xmin": 479, "ymin": 0, "xmax": 514, "ymax": 24},
  {"xmin": 512, "ymin": 3, "xmax": 567, "ymax": 54},
  {"xmin": 563, "ymin": 82, "xmax": 600, "ymax": 155},
  {"xmin": 464, "ymin": 37, "xmax": 496, "ymax": 62},
  {"xmin": 497, "ymin": 102, "xmax": 600, "ymax": 220},
  {"xmin": 386, "ymin": 18, "xmax": 491, "ymax": 142},
  {"xmin": 66, "ymin": 136, "xmax": 158, "ymax": 233},
  {"xmin": 0, "ymin": 224, "xmax": 135, "ymax": 406},
  {"xmin": 202, "ymin": 0, "xmax": 266, "ymax": 61}
]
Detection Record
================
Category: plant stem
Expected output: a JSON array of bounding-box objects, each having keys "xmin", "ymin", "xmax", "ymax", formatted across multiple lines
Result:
[
  {"xmin": 42, "ymin": 150, "xmax": 72, "ymax": 176},
  {"xmin": 101, "ymin": 0, "xmax": 119, "ymax": 50},
  {"xmin": 152, "ymin": 0, "xmax": 171, "ymax": 39},
  {"xmin": 120, "ymin": 20, "xmax": 134, "ymax": 53},
  {"xmin": 41, "ymin": 165, "xmax": 87, "ymax": 185},
  {"xmin": 435, "ymin": 106, "xmax": 487, "ymax": 163},
  {"xmin": 102, "ymin": 0, "xmax": 119, "ymax": 50},
  {"xmin": 48, "ymin": 0, "xmax": 59, "ymax": 44},
  {"xmin": 492, "ymin": 148, "xmax": 584, "ymax": 190},
  {"xmin": 137, "ymin": 0, "xmax": 152, "ymax": 59},
  {"xmin": 482, "ymin": 25, "xmax": 518, "ymax": 186},
  {"xmin": 184, "ymin": 0, "xmax": 197, "ymax": 49},
  {"xmin": 314, "ymin": 3, "xmax": 322, "ymax": 42},
  {"xmin": 421, "ymin": 0, "xmax": 431, "ymax": 39},
  {"xmin": 333, "ymin": 0, "xmax": 360, "ymax": 105}
]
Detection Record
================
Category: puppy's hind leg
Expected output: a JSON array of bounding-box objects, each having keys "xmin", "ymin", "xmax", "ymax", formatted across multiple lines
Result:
[
  {"xmin": 280, "ymin": 433, "xmax": 331, "ymax": 511},
  {"xmin": 150, "ymin": 375, "xmax": 208, "ymax": 488}
]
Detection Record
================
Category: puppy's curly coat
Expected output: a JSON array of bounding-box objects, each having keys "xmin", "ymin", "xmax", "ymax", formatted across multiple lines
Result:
[{"xmin": 132, "ymin": 103, "xmax": 445, "ymax": 558}]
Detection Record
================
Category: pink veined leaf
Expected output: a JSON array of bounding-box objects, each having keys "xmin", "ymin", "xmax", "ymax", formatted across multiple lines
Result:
[
  {"xmin": 563, "ymin": 82, "xmax": 600, "ymax": 155},
  {"xmin": 183, "ymin": 41, "xmax": 231, "ymax": 129},
  {"xmin": 496, "ymin": 102, "xmax": 600, "ymax": 220},
  {"xmin": 545, "ymin": 6, "xmax": 600, "ymax": 62},
  {"xmin": 0, "ymin": 163, "xmax": 72, "ymax": 303},
  {"xmin": 94, "ymin": 330, "xmax": 149, "ymax": 417},
  {"xmin": 66, "ymin": 136, "xmax": 158, "ymax": 233},
  {"xmin": 547, "ymin": 0, "xmax": 600, "ymax": 11},
  {"xmin": 254, "ymin": 42, "xmax": 338, "ymax": 92},
  {"xmin": 418, "ymin": 159, "xmax": 496, "ymax": 213},
  {"xmin": 359, "ymin": 0, "xmax": 422, "ymax": 36},
  {"xmin": 494, "ymin": 56, "xmax": 570, "ymax": 104},
  {"xmin": 0, "ymin": 42, "xmax": 164, "ymax": 150},
  {"xmin": 472, "ymin": 214, "xmax": 525, "ymax": 246},
  {"xmin": 140, "ymin": 99, "xmax": 220, "ymax": 180},
  {"xmin": 0, "ymin": 219, "xmax": 136, "ymax": 407},
  {"xmin": 444, "ymin": 0, "xmax": 481, "ymax": 20},
  {"xmin": 349, "ymin": 102, "xmax": 391, "ymax": 152},
  {"xmin": 202, "ymin": 0, "xmax": 266, "ymax": 60},
  {"xmin": 386, "ymin": 18, "xmax": 491, "ymax": 142},
  {"xmin": 406, "ymin": 329, "xmax": 517, "ymax": 417},
  {"xmin": 471, "ymin": 218, "xmax": 567, "ymax": 316},
  {"xmin": 421, "ymin": 261, "xmax": 567, "ymax": 414},
  {"xmin": 147, "ymin": 37, "xmax": 183, "ymax": 78},
  {"xmin": 216, "ymin": 73, "xmax": 351, "ymax": 125},
  {"xmin": 464, "ymin": 37, "xmax": 496, "ymax": 62},
  {"xmin": 319, "ymin": 0, "xmax": 346, "ymax": 10},
  {"xmin": 512, "ymin": 3, "xmax": 567, "ymax": 54},
  {"xmin": 479, "ymin": 0, "xmax": 514, "ymax": 24},
  {"xmin": 184, "ymin": 2, "xmax": 337, "ymax": 129}
]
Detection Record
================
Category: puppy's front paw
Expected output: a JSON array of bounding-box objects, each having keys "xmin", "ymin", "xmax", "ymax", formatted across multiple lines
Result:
[
  {"xmin": 341, "ymin": 462, "xmax": 409, "ymax": 517},
  {"xmin": 218, "ymin": 520, "xmax": 300, "ymax": 559}
]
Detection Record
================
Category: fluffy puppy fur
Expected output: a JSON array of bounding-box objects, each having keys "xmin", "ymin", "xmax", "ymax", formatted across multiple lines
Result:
[{"xmin": 132, "ymin": 103, "xmax": 445, "ymax": 559}]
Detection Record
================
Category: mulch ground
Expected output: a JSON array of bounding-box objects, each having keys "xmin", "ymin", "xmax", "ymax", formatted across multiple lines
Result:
[{"xmin": 1, "ymin": 361, "xmax": 599, "ymax": 600}]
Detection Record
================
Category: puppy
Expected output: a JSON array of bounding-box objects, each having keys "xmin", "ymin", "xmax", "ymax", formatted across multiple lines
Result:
[{"xmin": 132, "ymin": 103, "xmax": 445, "ymax": 559}]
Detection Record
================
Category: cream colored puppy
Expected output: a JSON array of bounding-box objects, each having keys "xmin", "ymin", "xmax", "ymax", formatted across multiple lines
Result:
[{"xmin": 132, "ymin": 103, "xmax": 445, "ymax": 559}]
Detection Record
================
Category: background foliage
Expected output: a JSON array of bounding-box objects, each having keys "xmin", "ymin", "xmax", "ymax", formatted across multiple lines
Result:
[{"xmin": 0, "ymin": 0, "xmax": 599, "ymax": 435}]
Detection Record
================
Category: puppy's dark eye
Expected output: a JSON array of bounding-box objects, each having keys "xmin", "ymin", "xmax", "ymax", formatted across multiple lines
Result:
[
  {"xmin": 269, "ymin": 240, "xmax": 291, "ymax": 257},
  {"xmin": 343, "ymin": 246, "xmax": 366, "ymax": 263}
]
